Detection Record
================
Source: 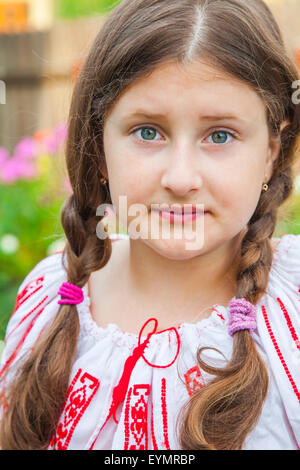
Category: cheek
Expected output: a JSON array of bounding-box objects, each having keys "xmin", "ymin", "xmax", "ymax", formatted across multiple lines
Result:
[
  {"xmin": 108, "ymin": 168, "xmax": 151, "ymax": 228},
  {"xmin": 110, "ymin": 171, "xmax": 146, "ymax": 202},
  {"xmin": 212, "ymin": 163, "xmax": 263, "ymax": 222}
]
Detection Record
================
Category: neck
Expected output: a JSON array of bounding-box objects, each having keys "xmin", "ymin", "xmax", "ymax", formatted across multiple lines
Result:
[{"xmin": 117, "ymin": 233, "xmax": 244, "ymax": 322}]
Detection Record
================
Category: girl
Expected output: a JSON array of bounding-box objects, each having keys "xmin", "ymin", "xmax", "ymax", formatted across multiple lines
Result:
[{"xmin": 0, "ymin": 0, "xmax": 300, "ymax": 450}]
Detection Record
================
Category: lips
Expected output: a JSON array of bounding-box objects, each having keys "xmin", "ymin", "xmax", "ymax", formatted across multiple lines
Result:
[{"xmin": 151, "ymin": 206, "xmax": 207, "ymax": 214}]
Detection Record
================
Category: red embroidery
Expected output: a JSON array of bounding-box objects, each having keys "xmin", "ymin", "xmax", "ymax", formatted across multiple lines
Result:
[
  {"xmin": 184, "ymin": 365, "xmax": 205, "ymax": 396},
  {"xmin": 52, "ymin": 368, "xmax": 100, "ymax": 450},
  {"xmin": 262, "ymin": 305, "xmax": 300, "ymax": 403},
  {"xmin": 0, "ymin": 304, "xmax": 46, "ymax": 380},
  {"xmin": 123, "ymin": 386, "xmax": 133, "ymax": 450},
  {"xmin": 124, "ymin": 384, "xmax": 150, "ymax": 450},
  {"xmin": 11, "ymin": 276, "xmax": 44, "ymax": 316},
  {"xmin": 211, "ymin": 306, "xmax": 225, "ymax": 321},
  {"xmin": 139, "ymin": 319, "xmax": 180, "ymax": 369},
  {"xmin": 161, "ymin": 378, "xmax": 170, "ymax": 449},
  {"xmin": 277, "ymin": 297, "xmax": 300, "ymax": 352},
  {"xmin": 6, "ymin": 295, "xmax": 48, "ymax": 342}
]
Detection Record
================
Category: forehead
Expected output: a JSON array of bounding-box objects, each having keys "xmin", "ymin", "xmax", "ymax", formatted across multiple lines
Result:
[{"xmin": 107, "ymin": 60, "xmax": 267, "ymax": 124}]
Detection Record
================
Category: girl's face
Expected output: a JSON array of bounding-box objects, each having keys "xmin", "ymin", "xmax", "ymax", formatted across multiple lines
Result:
[{"xmin": 103, "ymin": 60, "xmax": 283, "ymax": 260}]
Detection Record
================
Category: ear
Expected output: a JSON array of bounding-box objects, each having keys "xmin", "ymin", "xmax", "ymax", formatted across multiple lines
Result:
[{"xmin": 265, "ymin": 119, "xmax": 290, "ymax": 182}]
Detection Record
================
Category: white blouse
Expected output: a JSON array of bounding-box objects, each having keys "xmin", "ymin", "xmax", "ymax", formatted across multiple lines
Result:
[{"xmin": 0, "ymin": 233, "xmax": 299, "ymax": 450}]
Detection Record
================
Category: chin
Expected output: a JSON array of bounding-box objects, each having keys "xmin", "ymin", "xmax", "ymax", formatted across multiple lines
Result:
[{"xmin": 142, "ymin": 237, "xmax": 205, "ymax": 260}]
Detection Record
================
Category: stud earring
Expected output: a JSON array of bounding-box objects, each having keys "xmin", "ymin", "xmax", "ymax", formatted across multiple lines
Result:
[
  {"xmin": 100, "ymin": 177, "xmax": 108, "ymax": 185},
  {"xmin": 262, "ymin": 182, "xmax": 269, "ymax": 192}
]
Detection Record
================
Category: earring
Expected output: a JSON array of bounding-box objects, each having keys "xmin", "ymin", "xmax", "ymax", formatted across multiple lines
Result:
[
  {"xmin": 100, "ymin": 177, "xmax": 108, "ymax": 185},
  {"xmin": 262, "ymin": 182, "xmax": 269, "ymax": 192}
]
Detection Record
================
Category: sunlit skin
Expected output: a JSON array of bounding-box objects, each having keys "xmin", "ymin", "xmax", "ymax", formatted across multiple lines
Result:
[{"xmin": 88, "ymin": 60, "xmax": 288, "ymax": 333}]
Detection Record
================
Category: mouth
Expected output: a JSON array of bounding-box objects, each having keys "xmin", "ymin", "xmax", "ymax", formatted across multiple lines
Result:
[
  {"xmin": 151, "ymin": 205, "xmax": 209, "ymax": 223},
  {"xmin": 151, "ymin": 205, "xmax": 209, "ymax": 215}
]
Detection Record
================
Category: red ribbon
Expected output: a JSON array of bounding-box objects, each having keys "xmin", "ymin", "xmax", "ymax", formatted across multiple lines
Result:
[{"xmin": 109, "ymin": 317, "xmax": 181, "ymax": 424}]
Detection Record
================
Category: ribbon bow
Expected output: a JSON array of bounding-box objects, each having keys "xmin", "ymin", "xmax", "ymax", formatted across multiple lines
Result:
[{"xmin": 110, "ymin": 317, "xmax": 180, "ymax": 423}]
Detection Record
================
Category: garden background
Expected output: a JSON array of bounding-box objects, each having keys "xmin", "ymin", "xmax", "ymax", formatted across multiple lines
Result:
[{"xmin": 0, "ymin": 0, "xmax": 300, "ymax": 356}]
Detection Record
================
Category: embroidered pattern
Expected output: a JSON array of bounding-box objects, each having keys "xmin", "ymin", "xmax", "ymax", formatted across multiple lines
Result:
[
  {"xmin": 124, "ymin": 384, "xmax": 150, "ymax": 450},
  {"xmin": 11, "ymin": 276, "xmax": 44, "ymax": 316},
  {"xmin": 0, "ymin": 303, "xmax": 47, "ymax": 380},
  {"xmin": 6, "ymin": 295, "xmax": 48, "ymax": 342},
  {"xmin": 277, "ymin": 297, "xmax": 300, "ymax": 352},
  {"xmin": 262, "ymin": 305, "xmax": 300, "ymax": 404},
  {"xmin": 51, "ymin": 368, "xmax": 100, "ymax": 450},
  {"xmin": 212, "ymin": 306, "xmax": 225, "ymax": 322},
  {"xmin": 184, "ymin": 365, "xmax": 205, "ymax": 396},
  {"xmin": 161, "ymin": 378, "xmax": 170, "ymax": 449}
]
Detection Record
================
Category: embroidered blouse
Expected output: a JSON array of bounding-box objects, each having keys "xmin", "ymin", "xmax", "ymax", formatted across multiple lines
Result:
[{"xmin": 0, "ymin": 233, "xmax": 299, "ymax": 450}]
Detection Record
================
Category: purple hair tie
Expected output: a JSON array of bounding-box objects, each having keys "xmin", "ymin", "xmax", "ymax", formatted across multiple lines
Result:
[
  {"xmin": 58, "ymin": 282, "xmax": 84, "ymax": 305},
  {"xmin": 228, "ymin": 298, "xmax": 257, "ymax": 336}
]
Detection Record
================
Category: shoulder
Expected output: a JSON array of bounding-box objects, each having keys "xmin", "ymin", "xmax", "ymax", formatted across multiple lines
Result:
[
  {"xmin": 266, "ymin": 233, "xmax": 300, "ymax": 324},
  {"xmin": 271, "ymin": 233, "xmax": 300, "ymax": 287},
  {"xmin": 0, "ymin": 251, "xmax": 67, "ymax": 376},
  {"xmin": 8, "ymin": 251, "xmax": 67, "ymax": 328},
  {"xmin": 16, "ymin": 250, "xmax": 67, "ymax": 294}
]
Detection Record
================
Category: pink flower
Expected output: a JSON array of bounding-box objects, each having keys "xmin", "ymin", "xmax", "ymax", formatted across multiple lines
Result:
[
  {"xmin": 1, "ymin": 157, "xmax": 22, "ymax": 183},
  {"xmin": 0, "ymin": 147, "xmax": 9, "ymax": 166},
  {"xmin": 0, "ymin": 123, "xmax": 68, "ymax": 184},
  {"xmin": 0, "ymin": 156, "xmax": 37, "ymax": 184},
  {"xmin": 14, "ymin": 137, "xmax": 37, "ymax": 160}
]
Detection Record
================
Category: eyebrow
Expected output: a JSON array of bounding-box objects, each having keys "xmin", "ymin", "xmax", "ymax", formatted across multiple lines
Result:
[{"xmin": 124, "ymin": 110, "xmax": 247, "ymax": 124}]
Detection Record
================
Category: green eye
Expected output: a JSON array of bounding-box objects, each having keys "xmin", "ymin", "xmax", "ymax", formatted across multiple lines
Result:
[
  {"xmin": 133, "ymin": 127, "xmax": 161, "ymax": 142},
  {"xmin": 210, "ymin": 131, "xmax": 233, "ymax": 144},
  {"xmin": 132, "ymin": 127, "xmax": 236, "ymax": 144},
  {"xmin": 141, "ymin": 128, "xmax": 157, "ymax": 140}
]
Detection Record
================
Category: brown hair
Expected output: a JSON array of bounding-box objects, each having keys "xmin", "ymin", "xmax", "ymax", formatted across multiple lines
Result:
[{"xmin": 1, "ymin": 0, "xmax": 300, "ymax": 450}]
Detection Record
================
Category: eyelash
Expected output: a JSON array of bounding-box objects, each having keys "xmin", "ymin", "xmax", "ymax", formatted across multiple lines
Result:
[{"xmin": 131, "ymin": 126, "xmax": 238, "ymax": 145}]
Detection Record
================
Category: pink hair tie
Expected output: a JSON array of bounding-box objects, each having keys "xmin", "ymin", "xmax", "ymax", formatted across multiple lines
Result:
[
  {"xmin": 228, "ymin": 298, "xmax": 257, "ymax": 336},
  {"xmin": 58, "ymin": 282, "xmax": 84, "ymax": 305}
]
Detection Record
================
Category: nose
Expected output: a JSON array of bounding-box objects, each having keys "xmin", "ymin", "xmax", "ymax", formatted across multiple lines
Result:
[{"xmin": 160, "ymin": 145, "xmax": 203, "ymax": 197}]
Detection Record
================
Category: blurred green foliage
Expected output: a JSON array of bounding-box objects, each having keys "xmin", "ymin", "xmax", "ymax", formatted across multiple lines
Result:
[
  {"xmin": 275, "ymin": 192, "xmax": 300, "ymax": 237},
  {"xmin": 54, "ymin": 0, "xmax": 121, "ymax": 18},
  {"xmin": 0, "ymin": 127, "xmax": 68, "ymax": 340},
  {"xmin": 0, "ymin": 180, "xmax": 66, "ymax": 339}
]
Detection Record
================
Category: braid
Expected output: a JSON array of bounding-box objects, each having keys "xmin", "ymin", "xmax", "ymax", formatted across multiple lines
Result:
[
  {"xmin": 61, "ymin": 193, "xmax": 112, "ymax": 287},
  {"xmin": 0, "ymin": 193, "xmax": 112, "ymax": 450}
]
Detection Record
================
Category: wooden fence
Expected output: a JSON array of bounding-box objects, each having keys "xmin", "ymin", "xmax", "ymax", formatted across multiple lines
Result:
[{"xmin": 0, "ymin": 15, "xmax": 106, "ymax": 153}]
